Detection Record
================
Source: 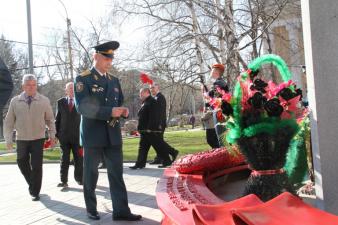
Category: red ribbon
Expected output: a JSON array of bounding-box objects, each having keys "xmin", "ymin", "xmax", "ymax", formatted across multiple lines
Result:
[{"xmin": 251, "ymin": 168, "xmax": 285, "ymax": 176}]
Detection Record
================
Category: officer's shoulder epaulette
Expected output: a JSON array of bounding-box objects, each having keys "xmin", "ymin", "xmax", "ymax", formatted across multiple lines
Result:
[
  {"xmin": 80, "ymin": 70, "xmax": 91, "ymax": 77},
  {"xmin": 107, "ymin": 73, "xmax": 116, "ymax": 79}
]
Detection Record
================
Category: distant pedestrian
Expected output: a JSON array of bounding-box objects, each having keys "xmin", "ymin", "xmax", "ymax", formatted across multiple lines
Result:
[
  {"xmin": 4, "ymin": 74, "xmax": 56, "ymax": 201},
  {"xmin": 55, "ymin": 82, "xmax": 83, "ymax": 188},
  {"xmin": 189, "ymin": 115, "xmax": 196, "ymax": 129}
]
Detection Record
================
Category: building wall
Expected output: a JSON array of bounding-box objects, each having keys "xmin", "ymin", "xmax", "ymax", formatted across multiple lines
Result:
[{"xmin": 263, "ymin": 1, "xmax": 307, "ymax": 93}]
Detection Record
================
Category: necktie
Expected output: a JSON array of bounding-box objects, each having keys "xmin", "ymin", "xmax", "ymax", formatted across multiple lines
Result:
[
  {"xmin": 69, "ymin": 98, "xmax": 73, "ymax": 111},
  {"xmin": 27, "ymin": 96, "xmax": 32, "ymax": 105}
]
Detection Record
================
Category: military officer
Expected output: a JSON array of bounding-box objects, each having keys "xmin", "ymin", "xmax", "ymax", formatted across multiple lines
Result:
[{"xmin": 74, "ymin": 41, "xmax": 142, "ymax": 221}]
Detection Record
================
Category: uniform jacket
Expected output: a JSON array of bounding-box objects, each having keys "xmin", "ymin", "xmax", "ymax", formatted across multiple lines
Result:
[
  {"xmin": 55, "ymin": 97, "xmax": 81, "ymax": 144},
  {"xmin": 137, "ymin": 95, "xmax": 160, "ymax": 132},
  {"xmin": 154, "ymin": 92, "xmax": 167, "ymax": 131},
  {"xmin": 74, "ymin": 68, "xmax": 123, "ymax": 148}
]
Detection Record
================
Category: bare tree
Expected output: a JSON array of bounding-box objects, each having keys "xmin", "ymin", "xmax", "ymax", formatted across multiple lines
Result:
[{"xmin": 112, "ymin": 0, "xmax": 298, "ymax": 88}]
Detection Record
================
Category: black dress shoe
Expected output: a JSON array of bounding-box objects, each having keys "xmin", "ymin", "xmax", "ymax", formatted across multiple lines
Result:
[
  {"xmin": 87, "ymin": 212, "xmax": 100, "ymax": 220},
  {"xmin": 76, "ymin": 181, "xmax": 83, "ymax": 185},
  {"xmin": 158, "ymin": 161, "xmax": 172, "ymax": 168},
  {"xmin": 113, "ymin": 213, "xmax": 142, "ymax": 221},
  {"xmin": 149, "ymin": 158, "xmax": 162, "ymax": 164},
  {"xmin": 57, "ymin": 182, "xmax": 68, "ymax": 188},
  {"xmin": 171, "ymin": 150, "xmax": 179, "ymax": 162},
  {"xmin": 31, "ymin": 195, "xmax": 40, "ymax": 201},
  {"xmin": 129, "ymin": 165, "xmax": 145, "ymax": 170}
]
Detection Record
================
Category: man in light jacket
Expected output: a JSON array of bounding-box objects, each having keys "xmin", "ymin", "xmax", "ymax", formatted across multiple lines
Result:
[{"xmin": 4, "ymin": 74, "xmax": 56, "ymax": 201}]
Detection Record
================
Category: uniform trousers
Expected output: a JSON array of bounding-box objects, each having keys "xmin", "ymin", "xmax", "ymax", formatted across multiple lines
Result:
[{"xmin": 83, "ymin": 145, "xmax": 131, "ymax": 216}]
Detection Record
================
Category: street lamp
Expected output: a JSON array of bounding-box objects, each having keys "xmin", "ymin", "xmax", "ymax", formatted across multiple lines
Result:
[
  {"xmin": 57, "ymin": 0, "xmax": 74, "ymax": 80},
  {"xmin": 26, "ymin": 0, "xmax": 34, "ymax": 73}
]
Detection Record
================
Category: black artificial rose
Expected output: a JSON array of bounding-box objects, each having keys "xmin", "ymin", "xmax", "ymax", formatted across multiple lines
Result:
[
  {"xmin": 242, "ymin": 110, "xmax": 262, "ymax": 127},
  {"xmin": 277, "ymin": 88, "xmax": 295, "ymax": 100},
  {"xmin": 249, "ymin": 69, "xmax": 260, "ymax": 80},
  {"xmin": 221, "ymin": 101, "xmax": 233, "ymax": 116},
  {"xmin": 248, "ymin": 92, "xmax": 267, "ymax": 109},
  {"xmin": 250, "ymin": 79, "xmax": 268, "ymax": 93},
  {"xmin": 264, "ymin": 98, "xmax": 283, "ymax": 117},
  {"xmin": 295, "ymin": 88, "xmax": 303, "ymax": 101}
]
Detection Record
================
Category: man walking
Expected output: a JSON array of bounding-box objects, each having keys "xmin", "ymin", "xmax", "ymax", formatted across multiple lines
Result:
[
  {"xmin": 55, "ymin": 82, "xmax": 83, "ymax": 188},
  {"xmin": 74, "ymin": 41, "xmax": 141, "ymax": 221},
  {"xmin": 129, "ymin": 88, "xmax": 172, "ymax": 169},
  {"xmin": 149, "ymin": 83, "xmax": 179, "ymax": 164},
  {"xmin": 4, "ymin": 74, "xmax": 56, "ymax": 201}
]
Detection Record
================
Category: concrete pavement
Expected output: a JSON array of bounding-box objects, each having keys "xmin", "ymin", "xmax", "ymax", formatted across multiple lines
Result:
[{"xmin": 0, "ymin": 163, "xmax": 163, "ymax": 225}]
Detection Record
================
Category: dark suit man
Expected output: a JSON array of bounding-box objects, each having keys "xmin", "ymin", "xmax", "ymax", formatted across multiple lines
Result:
[
  {"xmin": 55, "ymin": 82, "xmax": 83, "ymax": 188},
  {"xmin": 74, "ymin": 41, "xmax": 141, "ymax": 221},
  {"xmin": 129, "ymin": 88, "xmax": 172, "ymax": 169},
  {"xmin": 149, "ymin": 83, "xmax": 179, "ymax": 164}
]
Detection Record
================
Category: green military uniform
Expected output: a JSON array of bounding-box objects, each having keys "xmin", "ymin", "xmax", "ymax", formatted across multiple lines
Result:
[{"xmin": 74, "ymin": 67, "xmax": 131, "ymax": 217}]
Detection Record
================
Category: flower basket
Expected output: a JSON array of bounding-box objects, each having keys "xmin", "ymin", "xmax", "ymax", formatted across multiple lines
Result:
[{"xmin": 210, "ymin": 54, "xmax": 306, "ymax": 201}]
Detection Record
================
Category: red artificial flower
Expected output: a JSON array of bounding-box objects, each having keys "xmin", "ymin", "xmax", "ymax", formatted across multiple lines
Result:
[
  {"xmin": 216, "ymin": 110, "xmax": 225, "ymax": 122},
  {"xmin": 296, "ymin": 108, "xmax": 310, "ymax": 123},
  {"xmin": 239, "ymin": 77, "xmax": 254, "ymax": 111},
  {"xmin": 78, "ymin": 147, "xmax": 84, "ymax": 157},
  {"xmin": 216, "ymin": 87, "xmax": 232, "ymax": 102},
  {"xmin": 268, "ymin": 80, "xmax": 295, "ymax": 99},
  {"xmin": 279, "ymin": 95, "xmax": 300, "ymax": 119},
  {"xmin": 140, "ymin": 72, "xmax": 153, "ymax": 85},
  {"xmin": 43, "ymin": 139, "xmax": 51, "ymax": 150},
  {"xmin": 209, "ymin": 97, "xmax": 222, "ymax": 109}
]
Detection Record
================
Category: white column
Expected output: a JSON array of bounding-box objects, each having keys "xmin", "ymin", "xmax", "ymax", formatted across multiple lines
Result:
[{"xmin": 301, "ymin": 0, "xmax": 338, "ymax": 214}]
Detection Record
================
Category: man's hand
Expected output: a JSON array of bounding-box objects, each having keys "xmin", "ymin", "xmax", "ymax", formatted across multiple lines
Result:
[
  {"xmin": 112, "ymin": 107, "xmax": 124, "ymax": 117},
  {"xmin": 121, "ymin": 107, "xmax": 129, "ymax": 118},
  {"xmin": 6, "ymin": 143, "xmax": 13, "ymax": 151}
]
